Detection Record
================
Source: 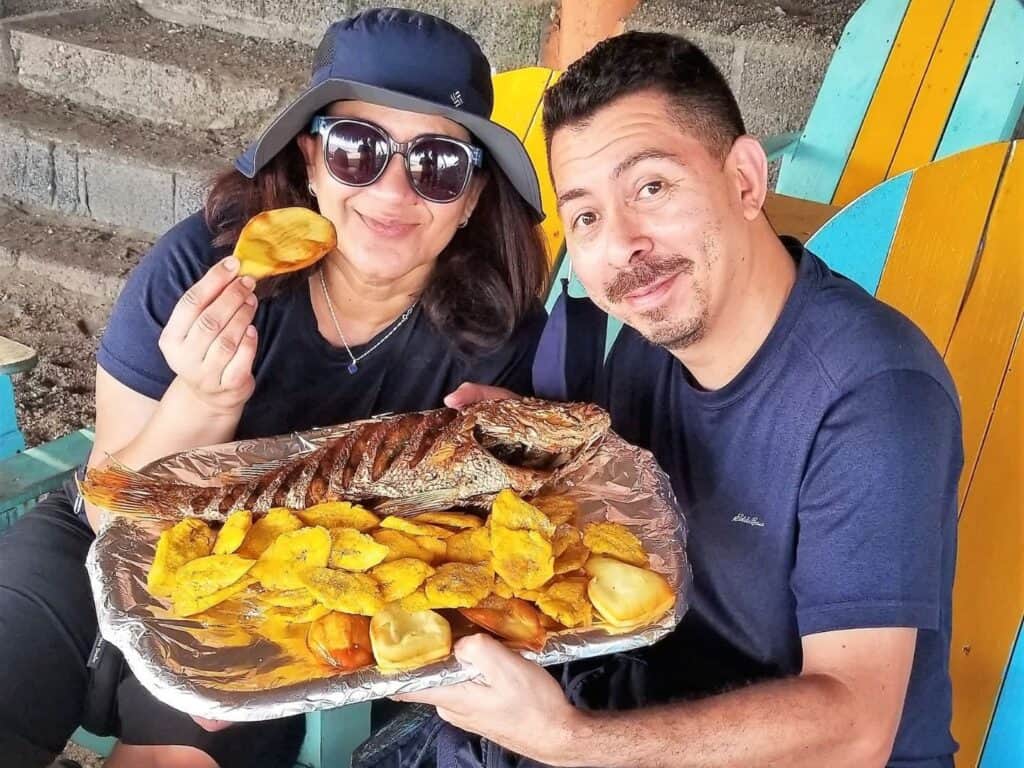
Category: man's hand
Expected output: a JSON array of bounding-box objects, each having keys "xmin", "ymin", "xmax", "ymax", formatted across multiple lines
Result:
[
  {"xmin": 444, "ymin": 382, "xmax": 520, "ymax": 409},
  {"xmin": 394, "ymin": 634, "xmax": 581, "ymax": 766}
]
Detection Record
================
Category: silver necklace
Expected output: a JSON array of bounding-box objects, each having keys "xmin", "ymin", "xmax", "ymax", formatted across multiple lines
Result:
[{"xmin": 319, "ymin": 267, "xmax": 416, "ymax": 374}]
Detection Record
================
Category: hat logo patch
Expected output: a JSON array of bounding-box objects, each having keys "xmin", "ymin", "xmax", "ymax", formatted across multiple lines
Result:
[{"xmin": 450, "ymin": 90, "xmax": 464, "ymax": 107}]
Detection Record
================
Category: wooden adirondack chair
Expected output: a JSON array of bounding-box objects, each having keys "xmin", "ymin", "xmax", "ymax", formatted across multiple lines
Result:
[
  {"xmin": 806, "ymin": 139, "xmax": 1023, "ymax": 767},
  {"xmin": 769, "ymin": 0, "xmax": 1024, "ymax": 208}
]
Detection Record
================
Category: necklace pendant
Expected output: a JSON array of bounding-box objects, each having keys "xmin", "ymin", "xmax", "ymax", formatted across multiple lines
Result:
[{"xmin": 347, "ymin": 362, "xmax": 359, "ymax": 374}]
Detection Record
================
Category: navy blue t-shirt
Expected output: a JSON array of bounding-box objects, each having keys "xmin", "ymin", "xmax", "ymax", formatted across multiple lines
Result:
[
  {"xmin": 97, "ymin": 212, "xmax": 547, "ymax": 438},
  {"xmin": 579, "ymin": 243, "xmax": 960, "ymax": 766}
]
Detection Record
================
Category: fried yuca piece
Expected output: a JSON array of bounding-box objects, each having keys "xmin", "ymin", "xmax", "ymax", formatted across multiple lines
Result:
[
  {"xmin": 379, "ymin": 516, "xmax": 455, "ymax": 539},
  {"xmin": 370, "ymin": 558, "xmax": 435, "ymax": 602},
  {"xmin": 445, "ymin": 527, "xmax": 491, "ymax": 565},
  {"xmin": 307, "ymin": 613, "xmax": 374, "ymax": 671},
  {"xmin": 298, "ymin": 501, "xmax": 379, "ymax": 532},
  {"xmin": 582, "ymin": 522, "xmax": 648, "ymax": 567},
  {"xmin": 148, "ymin": 518, "xmax": 216, "ymax": 597},
  {"xmin": 412, "ymin": 511, "xmax": 483, "ymax": 530},
  {"xmin": 251, "ymin": 527, "xmax": 331, "ymax": 590},
  {"xmin": 584, "ymin": 556, "xmax": 674, "ymax": 628},
  {"xmin": 423, "ymin": 563, "xmax": 492, "ymax": 609},
  {"xmin": 491, "ymin": 490, "xmax": 556, "ymax": 537},
  {"xmin": 237, "ymin": 508, "xmax": 303, "ymax": 559},
  {"xmin": 213, "ymin": 509, "xmax": 253, "ymax": 555},
  {"xmin": 536, "ymin": 577, "xmax": 592, "ymax": 628},
  {"xmin": 370, "ymin": 605, "xmax": 451, "ymax": 671},
  {"xmin": 491, "ymin": 525, "xmax": 553, "ymax": 591},
  {"xmin": 174, "ymin": 575, "xmax": 257, "ymax": 617},
  {"xmin": 301, "ymin": 567, "xmax": 384, "ymax": 616},
  {"xmin": 531, "ymin": 495, "xmax": 579, "ymax": 527},
  {"xmin": 328, "ymin": 527, "xmax": 389, "ymax": 572},
  {"xmin": 371, "ymin": 529, "xmax": 439, "ymax": 564},
  {"xmin": 235, "ymin": 207, "xmax": 336, "ymax": 279}
]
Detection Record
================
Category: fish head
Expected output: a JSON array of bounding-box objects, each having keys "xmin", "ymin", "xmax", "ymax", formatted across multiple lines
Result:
[{"xmin": 464, "ymin": 398, "xmax": 611, "ymax": 478}]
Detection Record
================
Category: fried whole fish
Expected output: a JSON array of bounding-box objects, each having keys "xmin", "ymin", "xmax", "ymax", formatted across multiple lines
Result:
[{"xmin": 81, "ymin": 398, "xmax": 610, "ymax": 519}]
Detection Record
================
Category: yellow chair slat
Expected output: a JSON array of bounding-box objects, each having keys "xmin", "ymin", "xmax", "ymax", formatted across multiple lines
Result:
[
  {"xmin": 889, "ymin": 0, "xmax": 995, "ymax": 178},
  {"xmin": 943, "ymin": 142, "xmax": 1024, "ymax": 509},
  {"xmin": 524, "ymin": 69, "xmax": 564, "ymax": 263},
  {"xmin": 949, "ymin": 322, "xmax": 1024, "ymax": 768},
  {"xmin": 876, "ymin": 141, "xmax": 1008, "ymax": 352},
  {"xmin": 833, "ymin": 0, "xmax": 954, "ymax": 206},
  {"xmin": 491, "ymin": 67, "xmax": 554, "ymax": 141}
]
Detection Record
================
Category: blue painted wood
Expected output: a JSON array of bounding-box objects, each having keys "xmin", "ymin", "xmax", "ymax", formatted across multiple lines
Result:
[
  {"xmin": 936, "ymin": 0, "xmax": 1024, "ymax": 161},
  {"xmin": 980, "ymin": 618, "xmax": 1024, "ymax": 768},
  {"xmin": 806, "ymin": 170, "xmax": 913, "ymax": 294},
  {"xmin": 776, "ymin": 0, "xmax": 910, "ymax": 204},
  {"xmin": 0, "ymin": 375, "xmax": 26, "ymax": 459}
]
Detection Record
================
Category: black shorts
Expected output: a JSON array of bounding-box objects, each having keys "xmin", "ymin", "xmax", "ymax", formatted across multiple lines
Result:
[{"xmin": 0, "ymin": 487, "xmax": 304, "ymax": 768}]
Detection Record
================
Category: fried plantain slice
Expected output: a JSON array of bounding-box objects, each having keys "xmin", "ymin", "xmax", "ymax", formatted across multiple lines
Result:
[
  {"xmin": 298, "ymin": 501, "xmax": 379, "ymax": 532},
  {"xmin": 411, "ymin": 511, "xmax": 483, "ymax": 530},
  {"xmin": 250, "ymin": 526, "xmax": 331, "ymax": 591},
  {"xmin": 235, "ymin": 207, "xmax": 337, "ymax": 279},
  {"xmin": 237, "ymin": 508, "xmax": 303, "ymax": 559},
  {"xmin": 445, "ymin": 527, "xmax": 492, "ymax": 565},
  {"xmin": 371, "ymin": 529, "xmax": 439, "ymax": 564},
  {"xmin": 328, "ymin": 527, "xmax": 389, "ymax": 572},
  {"xmin": 174, "ymin": 554, "xmax": 256, "ymax": 598},
  {"xmin": 213, "ymin": 509, "xmax": 253, "ymax": 555},
  {"xmin": 530, "ymin": 495, "xmax": 579, "ymax": 527},
  {"xmin": 582, "ymin": 522, "xmax": 648, "ymax": 568},
  {"xmin": 490, "ymin": 490, "xmax": 556, "ymax": 537},
  {"xmin": 301, "ymin": 567, "xmax": 384, "ymax": 616},
  {"xmin": 148, "ymin": 518, "xmax": 216, "ymax": 597},
  {"xmin": 174, "ymin": 575, "xmax": 257, "ymax": 618},
  {"xmin": 371, "ymin": 558, "xmax": 435, "ymax": 603},
  {"xmin": 536, "ymin": 577, "xmax": 592, "ymax": 628},
  {"xmin": 256, "ymin": 588, "xmax": 316, "ymax": 608},
  {"xmin": 490, "ymin": 525, "xmax": 553, "ymax": 592},
  {"xmin": 422, "ymin": 563, "xmax": 493, "ymax": 609},
  {"xmin": 379, "ymin": 516, "xmax": 455, "ymax": 539}
]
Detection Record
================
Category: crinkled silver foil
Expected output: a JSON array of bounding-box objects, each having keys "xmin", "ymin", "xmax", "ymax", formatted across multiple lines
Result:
[{"xmin": 86, "ymin": 423, "xmax": 690, "ymax": 721}]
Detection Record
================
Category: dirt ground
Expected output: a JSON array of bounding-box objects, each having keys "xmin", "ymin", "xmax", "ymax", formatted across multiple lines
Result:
[{"xmin": 1, "ymin": 270, "xmax": 109, "ymax": 448}]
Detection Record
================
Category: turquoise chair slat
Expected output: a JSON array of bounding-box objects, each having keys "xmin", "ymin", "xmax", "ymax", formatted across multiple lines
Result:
[
  {"xmin": 936, "ymin": 0, "xmax": 1024, "ymax": 161},
  {"xmin": 980, "ymin": 617, "xmax": 1024, "ymax": 768},
  {"xmin": 805, "ymin": 170, "xmax": 912, "ymax": 293},
  {"xmin": 775, "ymin": 0, "xmax": 910, "ymax": 203},
  {"xmin": 0, "ymin": 375, "xmax": 27, "ymax": 459}
]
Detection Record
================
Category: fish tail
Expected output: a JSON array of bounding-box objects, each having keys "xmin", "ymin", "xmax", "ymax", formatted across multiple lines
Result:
[{"xmin": 78, "ymin": 464, "xmax": 198, "ymax": 517}]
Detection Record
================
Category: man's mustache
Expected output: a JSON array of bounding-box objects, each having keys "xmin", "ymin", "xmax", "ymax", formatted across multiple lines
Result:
[{"xmin": 604, "ymin": 256, "xmax": 693, "ymax": 303}]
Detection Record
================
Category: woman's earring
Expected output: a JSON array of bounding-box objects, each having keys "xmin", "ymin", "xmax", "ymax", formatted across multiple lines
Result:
[{"xmin": 307, "ymin": 182, "xmax": 317, "ymax": 198}]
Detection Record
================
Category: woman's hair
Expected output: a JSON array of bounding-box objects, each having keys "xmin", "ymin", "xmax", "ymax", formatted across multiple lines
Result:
[{"xmin": 204, "ymin": 138, "xmax": 549, "ymax": 356}]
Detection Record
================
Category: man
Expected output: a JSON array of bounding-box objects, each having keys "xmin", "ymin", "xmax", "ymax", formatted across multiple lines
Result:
[{"xmin": 399, "ymin": 32, "xmax": 961, "ymax": 768}]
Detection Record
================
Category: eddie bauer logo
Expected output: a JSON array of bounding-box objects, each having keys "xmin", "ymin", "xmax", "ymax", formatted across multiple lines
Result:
[
  {"xmin": 732, "ymin": 513, "xmax": 765, "ymax": 528},
  {"xmin": 450, "ymin": 90, "xmax": 464, "ymax": 107}
]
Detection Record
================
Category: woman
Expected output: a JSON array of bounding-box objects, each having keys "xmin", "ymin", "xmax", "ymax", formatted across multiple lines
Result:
[{"xmin": 0, "ymin": 8, "xmax": 548, "ymax": 768}]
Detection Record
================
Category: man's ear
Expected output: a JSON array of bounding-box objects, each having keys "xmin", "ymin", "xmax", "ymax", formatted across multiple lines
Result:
[{"xmin": 725, "ymin": 135, "xmax": 769, "ymax": 222}]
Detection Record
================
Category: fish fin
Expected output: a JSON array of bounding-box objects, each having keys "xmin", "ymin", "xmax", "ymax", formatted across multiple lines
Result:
[
  {"xmin": 374, "ymin": 490, "xmax": 458, "ymax": 516},
  {"xmin": 78, "ymin": 464, "xmax": 184, "ymax": 517},
  {"xmin": 212, "ymin": 455, "xmax": 300, "ymax": 484}
]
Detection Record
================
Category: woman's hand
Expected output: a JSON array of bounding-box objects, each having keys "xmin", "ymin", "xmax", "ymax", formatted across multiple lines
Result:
[
  {"xmin": 158, "ymin": 256, "xmax": 259, "ymax": 414},
  {"xmin": 444, "ymin": 382, "xmax": 519, "ymax": 409}
]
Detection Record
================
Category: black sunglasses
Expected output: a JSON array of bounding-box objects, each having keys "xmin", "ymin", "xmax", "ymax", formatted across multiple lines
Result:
[{"xmin": 309, "ymin": 116, "xmax": 484, "ymax": 204}]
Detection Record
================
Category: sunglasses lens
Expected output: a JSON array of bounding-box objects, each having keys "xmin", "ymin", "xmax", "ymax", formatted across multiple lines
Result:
[
  {"xmin": 408, "ymin": 139, "xmax": 472, "ymax": 202},
  {"xmin": 325, "ymin": 122, "xmax": 389, "ymax": 185}
]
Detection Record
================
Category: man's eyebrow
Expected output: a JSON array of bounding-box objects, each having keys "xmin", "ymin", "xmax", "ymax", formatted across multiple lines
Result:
[
  {"xmin": 556, "ymin": 187, "xmax": 589, "ymax": 209},
  {"xmin": 557, "ymin": 150, "xmax": 685, "ymax": 209},
  {"xmin": 612, "ymin": 149, "xmax": 683, "ymax": 179}
]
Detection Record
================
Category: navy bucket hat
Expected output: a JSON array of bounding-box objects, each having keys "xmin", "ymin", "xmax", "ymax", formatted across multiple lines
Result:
[{"xmin": 235, "ymin": 7, "xmax": 545, "ymax": 220}]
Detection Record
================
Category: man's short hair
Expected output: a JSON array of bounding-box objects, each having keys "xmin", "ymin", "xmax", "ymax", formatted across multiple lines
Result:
[{"xmin": 543, "ymin": 32, "xmax": 746, "ymax": 160}]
